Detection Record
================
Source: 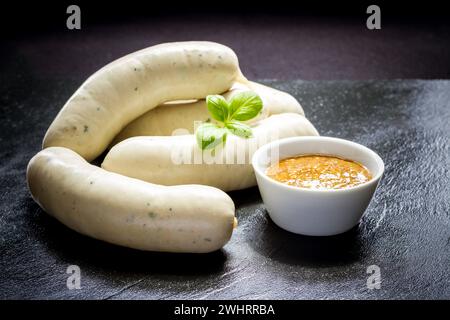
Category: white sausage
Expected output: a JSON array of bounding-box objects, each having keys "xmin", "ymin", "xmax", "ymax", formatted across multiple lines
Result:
[
  {"xmin": 43, "ymin": 42, "xmax": 243, "ymax": 161},
  {"xmin": 27, "ymin": 147, "xmax": 236, "ymax": 253},
  {"xmin": 247, "ymin": 81, "xmax": 304, "ymax": 115},
  {"xmin": 111, "ymin": 81, "xmax": 304, "ymax": 144},
  {"xmin": 29, "ymin": 41, "xmax": 319, "ymax": 254},
  {"xmin": 102, "ymin": 113, "xmax": 319, "ymax": 191}
]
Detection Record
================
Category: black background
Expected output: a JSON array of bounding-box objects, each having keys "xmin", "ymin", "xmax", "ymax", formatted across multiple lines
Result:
[
  {"xmin": 2, "ymin": 0, "xmax": 450, "ymax": 80},
  {"xmin": 3, "ymin": 0, "xmax": 450, "ymax": 33},
  {"xmin": 1, "ymin": 0, "xmax": 450, "ymax": 301}
]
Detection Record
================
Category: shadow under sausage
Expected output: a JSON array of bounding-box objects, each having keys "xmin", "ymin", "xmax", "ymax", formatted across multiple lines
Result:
[
  {"xmin": 26, "ymin": 199, "xmax": 228, "ymax": 277},
  {"xmin": 246, "ymin": 209, "xmax": 366, "ymax": 268},
  {"xmin": 228, "ymin": 186, "xmax": 262, "ymax": 207}
]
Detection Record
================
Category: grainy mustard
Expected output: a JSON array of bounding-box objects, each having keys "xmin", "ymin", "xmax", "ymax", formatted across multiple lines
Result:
[{"xmin": 266, "ymin": 155, "xmax": 372, "ymax": 190}]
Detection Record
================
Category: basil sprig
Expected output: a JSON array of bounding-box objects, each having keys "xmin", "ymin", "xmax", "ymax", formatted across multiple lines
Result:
[{"xmin": 196, "ymin": 91, "xmax": 263, "ymax": 150}]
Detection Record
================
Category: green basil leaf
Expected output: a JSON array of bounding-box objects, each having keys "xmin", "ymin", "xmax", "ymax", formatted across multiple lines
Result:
[
  {"xmin": 195, "ymin": 123, "xmax": 227, "ymax": 150},
  {"xmin": 225, "ymin": 120, "xmax": 253, "ymax": 138},
  {"xmin": 228, "ymin": 91, "xmax": 263, "ymax": 121},
  {"xmin": 206, "ymin": 95, "xmax": 229, "ymax": 122}
]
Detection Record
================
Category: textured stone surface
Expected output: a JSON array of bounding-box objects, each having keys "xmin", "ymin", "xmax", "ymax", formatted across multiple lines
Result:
[{"xmin": 0, "ymin": 77, "xmax": 449, "ymax": 299}]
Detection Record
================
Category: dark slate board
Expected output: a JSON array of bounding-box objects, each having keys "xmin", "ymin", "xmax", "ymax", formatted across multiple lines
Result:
[{"xmin": 0, "ymin": 77, "xmax": 449, "ymax": 299}]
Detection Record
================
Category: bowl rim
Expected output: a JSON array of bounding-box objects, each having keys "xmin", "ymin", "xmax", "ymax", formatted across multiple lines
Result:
[{"xmin": 251, "ymin": 136, "xmax": 385, "ymax": 193}]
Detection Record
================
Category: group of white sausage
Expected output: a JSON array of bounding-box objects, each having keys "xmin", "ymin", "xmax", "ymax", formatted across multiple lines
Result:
[{"xmin": 26, "ymin": 42, "xmax": 318, "ymax": 253}]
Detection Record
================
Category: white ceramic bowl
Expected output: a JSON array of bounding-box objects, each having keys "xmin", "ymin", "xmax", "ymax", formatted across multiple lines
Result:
[{"xmin": 252, "ymin": 136, "xmax": 384, "ymax": 236}]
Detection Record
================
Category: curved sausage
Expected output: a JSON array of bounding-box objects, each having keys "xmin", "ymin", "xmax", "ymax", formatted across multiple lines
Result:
[
  {"xmin": 102, "ymin": 113, "xmax": 319, "ymax": 191},
  {"xmin": 27, "ymin": 147, "xmax": 236, "ymax": 253},
  {"xmin": 43, "ymin": 41, "xmax": 243, "ymax": 161},
  {"xmin": 111, "ymin": 81, "xmax": 304, "ymax": 144}
]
